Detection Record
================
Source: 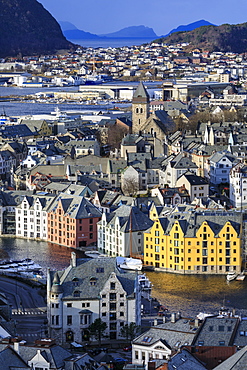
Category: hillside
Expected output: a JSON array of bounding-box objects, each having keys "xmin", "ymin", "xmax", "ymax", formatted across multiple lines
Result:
[
  {"xmin": 156, "ymin": 22, "xmax": 247, "ymax": 52},
  {"xmin": 0, "ymin": 0, "xmax": 74, "ymax": 57}
]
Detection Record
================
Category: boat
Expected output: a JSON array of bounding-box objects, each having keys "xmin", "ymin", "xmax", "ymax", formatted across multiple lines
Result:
[
  {"xmin": 138, "ymin": 273, "xmax": 152, "ymax": 299},
  {"xmin": 116, "ymin": 256, "xmax": 142, "ymax": 271},
  {"xmin": 236, "ymin": 272, "xmax": 245, "ymax": 281},
  {"xmin": 226, "ymin": 272, "xmax": 237, "ymax": 281},
  {"xmin": 0, "ymin": 258, "xmax": 42, "ymax": 274},
  {"xmin": 84, "ymin": 250, "xmax": 106, "ymax": 258}
]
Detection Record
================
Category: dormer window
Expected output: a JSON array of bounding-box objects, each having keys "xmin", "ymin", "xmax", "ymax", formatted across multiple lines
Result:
[
  {"xmin": 90, "ymin": 277, "xmax": 97, "ymax": 286},
  {"xmin": 72, "ymin": 277, "xmax": 79, "ymax": 286},
  {"xmin": 73, "ymin": 290, "xmax": 80, "ymax": 297}
]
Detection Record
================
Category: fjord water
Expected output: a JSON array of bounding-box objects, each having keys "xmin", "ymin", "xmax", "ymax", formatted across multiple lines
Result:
[{"xmin": 0, "ymin": 237, "xmax": 246, "ymax": 318}]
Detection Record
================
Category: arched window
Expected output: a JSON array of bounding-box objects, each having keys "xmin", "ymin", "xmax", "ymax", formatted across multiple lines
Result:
[
  {"xmin": 136, "ymin": 108, "xmax": 139, "ymax": 114},
  {"xmin": 140, "ymin": 108, "xmax": 143, "ymax": 114}
]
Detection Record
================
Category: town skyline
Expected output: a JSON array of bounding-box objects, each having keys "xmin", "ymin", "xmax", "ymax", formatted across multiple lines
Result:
[{"xmin": 39, "ymin": 0, "xmax": 247, "ymax": 36}]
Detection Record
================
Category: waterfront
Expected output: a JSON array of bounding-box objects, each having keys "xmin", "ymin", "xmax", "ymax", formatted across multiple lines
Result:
[{"xmin": 0, "ymin": 237, "xmax": 246, "ymax": 318}]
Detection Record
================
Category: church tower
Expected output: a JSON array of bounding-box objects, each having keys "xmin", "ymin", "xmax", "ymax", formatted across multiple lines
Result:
[{"xmin": 132, "ymin": 82, "xmax": 150, "ymax": 134}]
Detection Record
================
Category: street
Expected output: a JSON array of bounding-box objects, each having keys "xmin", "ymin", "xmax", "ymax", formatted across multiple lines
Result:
[{"xmin": 0, "ymin": 275, "xmax": 47, "ymax": 342}]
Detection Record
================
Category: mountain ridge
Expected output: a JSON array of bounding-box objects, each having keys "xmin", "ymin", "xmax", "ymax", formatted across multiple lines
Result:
[
  {"xmin": 156, "ymin": 21, "xmax": 247, "ymax": 52},
  {"xmin": 164, "ymin": 19, "xmax": 215, "ymax": 37},
  {"xmin": 0, "ymin": 0, "xmax": 73, "ymax": 57}
]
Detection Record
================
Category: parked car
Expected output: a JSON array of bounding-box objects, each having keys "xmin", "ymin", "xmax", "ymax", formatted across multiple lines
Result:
[{"xmin": 123, "ymin": 345, "xmax": 132, "ymax": 352}]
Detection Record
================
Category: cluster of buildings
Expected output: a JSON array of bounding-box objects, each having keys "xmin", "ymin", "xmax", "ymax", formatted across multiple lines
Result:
[
  {"xmin": 3, "ymin": 40, "xmax": 247, "ymax": 88},
  {"xmin": 0, "ymin": 81, "xmax": 247, "ymax": 275}
]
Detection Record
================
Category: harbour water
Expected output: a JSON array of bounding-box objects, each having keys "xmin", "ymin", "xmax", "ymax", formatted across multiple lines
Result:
[
  {"xmin": 0, "ymin": 237, "xmax": 246, "ymax": 318},
  {"xmin": 69, "ymin": 37, "xmax": 157, "ymax": 48}
]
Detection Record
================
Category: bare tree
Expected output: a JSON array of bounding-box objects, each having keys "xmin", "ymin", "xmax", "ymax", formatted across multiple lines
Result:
[{"xmin": 122, "ymin": 176, "xmax": 139, "ymax": 196}]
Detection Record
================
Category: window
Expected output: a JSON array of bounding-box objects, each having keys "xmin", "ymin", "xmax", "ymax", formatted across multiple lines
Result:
[
  {"xmin": 67, "ymin": 315, "xmax": 72, "ymax": 325},
  {"xmin": 110, "ymin": 282, "xmax": 116, "ymax": 290},
  {"xmin": 110, "ymin": 293, "xmax": 116, "ymax": 300},
  {"xmin": 218, "ymin": 326, "xmax": 224, "ymax": 331}
]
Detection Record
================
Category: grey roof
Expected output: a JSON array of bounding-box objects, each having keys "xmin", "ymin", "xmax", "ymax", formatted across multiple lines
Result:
[
  {"xmin": 168, "ymin": 348, "xmax": 207, "ymax": 370},
  {"xmin": 210, "ymin": 150, "xmax": 238, "ymax": 164},
  {"xmin": 0, "ymin": 346, "xmax": 29, "ymax": 369},
  {"xmin": 233, "ymin": 318, "xmax": 247, "ymax": 347},
  {"xmin": 171, "ymin": 154, "xmax": 198, "ymax": 169},
  {"xmin": 49, "ymin": 193, "xmax": 102, "ymax": 219},
  {"xmin": 51, "ymin": 257, "xmax": 137, "ymax": 300},
  {"xmin": 102, "ymin": 205, "xmax": 153, "ymax": 232},
  {"xmin": 193, "ymin": 316, "xmax": 239, "ymax": 347},
  {"xmin": 213, "ymin": 345, "xmax": 247, "ymax": 370},
  {"xmin": 157, "ymin": 209, "xmax": 241, "ymax": 238},
  {"xmin": 178, "ymin": 172, "xmax": 208, "ymax": 186},
  {"xmin": 133, "ymin": 319, "xmax": 197, "ymax": 350}
]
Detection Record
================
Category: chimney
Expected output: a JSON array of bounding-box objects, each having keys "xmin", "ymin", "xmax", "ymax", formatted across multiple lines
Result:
[
  {"xmin": 171, "ymin": 313, "xmax": 176, "ymax": 323},
  {"xmin": 163, "ymin": 316, "xmax": 166, "ymax": 323},
  {"xmin": 71, "ymin": 252, "xmax": 76, "ymax": 267},
  {"xmin": 153, "ymin": 319, "xmax": 158, "ymax": 326},
  {"xmin": 194, "ymin": 318, "xmax": 199, "ymax": 328},
  {"xmin": 177, "ymin": 311, "xmax": 181, "ymax": 320},
  {"xmin": 14, "ymin": 341, "xmax": 19, "ymax": 354}
]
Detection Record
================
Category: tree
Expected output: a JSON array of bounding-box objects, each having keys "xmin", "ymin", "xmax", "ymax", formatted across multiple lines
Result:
[
  {"xmin": 122, "ymin": 176, "xmax": 139, "ymax": 196},
  {"xmin": 88, "ymin": 318, "xmax": 107, "ymax": 344},
  {"xmin": 120, "ymin": 322, "xmax": 140, "ymax": 342}
]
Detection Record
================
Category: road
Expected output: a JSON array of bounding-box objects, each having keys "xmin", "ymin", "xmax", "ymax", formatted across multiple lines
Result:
[{"xmin": 0, "ymin": 276, "xmax": 47, "ymax": 342}]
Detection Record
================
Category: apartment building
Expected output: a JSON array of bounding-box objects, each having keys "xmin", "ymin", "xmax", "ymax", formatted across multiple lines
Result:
[
  {"xmin": 47, "ymin": 255, "xmax": 141, "ymax": 344},
  {"xmin": 143, "ymin": 205, "xmax": 242, "ymax": 274},
  {"xmin": 47, "ymin": 194, "xmax": 101, "ymax": 248}
]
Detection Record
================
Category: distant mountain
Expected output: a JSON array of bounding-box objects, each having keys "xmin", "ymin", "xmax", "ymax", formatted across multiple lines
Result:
[
  {"xmin": 156, "ymin": 22, "xmax": 247, "ymax": 52},
  {"xmin": 59, "ymin": 21, "xmax": 99, "ymax": 39},
  {"xmin": 59, "ymin": 21, "xmax": 78, "ymax": 32},
  {"xmin": 0, "ymin": 0, "xmax": 73, "ymax": 57},
  {"xmin": 165, "ymin": 20, "xmax": 215, "ymax": 37},
  {"xmin": 100, "ymin": 25, "xmax": 157, "ymax": 38}
]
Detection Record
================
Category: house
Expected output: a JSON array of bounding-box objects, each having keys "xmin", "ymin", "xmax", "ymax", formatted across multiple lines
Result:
[
  {"xmin": 132, "ymin": 314, "xmax": 199, "ymax": 366},
  {"xmin": 47, "ymin": 194, "xmax": 102, "ymax": 248},
  {"xmin": 0, "ymin": 338, "xmax": 102, "ymax": 370},
  {"xmin": 20, "ymin": 119, "xmax": 52, "ymax": 137},
  {"xmin": 209, "ymin": 151, "xmax": 239, "ymax": 185},
  {"xmin": 97, "ymin": 205, "xmax": 153, "ymax": 257},
  {"xmin": 47, "ymin": 255, "xmax": 141, "ymax": 344},
  {"xmin": 150, "ymin": 186, "xmax": 190, "ymax": 206},
  {"xmin": 176, "ymin": 171, "xmax": 209, "ymax": 201},
  {"xmin": 164, "ymin": 153, "xmax": 198, "ymax": 187}
]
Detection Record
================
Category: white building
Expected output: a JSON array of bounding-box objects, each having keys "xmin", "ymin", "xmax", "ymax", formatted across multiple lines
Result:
[
  {"xmin": 209, "ymin": 151, "xmax": 239, "ymax": 185},
  {"xmin": 47, "ymin": 254, "xmax": 141, "ymax": 344},
  {"xmin": 229, "ymin": 162, "xmax": 247, "ymax": 208},
  {"xmin": 164, "ymin": 153, "xmax": 198, "ymax": 187},
  {"xmin": 16, "ymin": 194, "xmax": 55, "ymax": 240},
  {"xmin": 97, "ymin": 205, "xmax": 153, "ymax": 257}
]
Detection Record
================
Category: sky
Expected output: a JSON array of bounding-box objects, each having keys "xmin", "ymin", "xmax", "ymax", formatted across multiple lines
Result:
[{"xmin": 39, "ymin": 0, "xmax": 247, "ymax": 36}]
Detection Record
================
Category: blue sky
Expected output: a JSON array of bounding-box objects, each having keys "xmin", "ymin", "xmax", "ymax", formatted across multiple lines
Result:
[{"xmin": 39, "ymin": 0, "xmax": 247, "ymax": 36}]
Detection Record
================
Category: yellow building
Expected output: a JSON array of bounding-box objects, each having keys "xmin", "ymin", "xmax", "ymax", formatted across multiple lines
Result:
[{"xmin": 144, "ymin": 204, "xmax": 242, "ymax": 274}]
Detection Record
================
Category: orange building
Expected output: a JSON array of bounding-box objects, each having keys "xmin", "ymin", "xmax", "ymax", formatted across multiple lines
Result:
[{"xmin": 47, "ymin": 194, "xmax": 101, "ymax": 248}]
